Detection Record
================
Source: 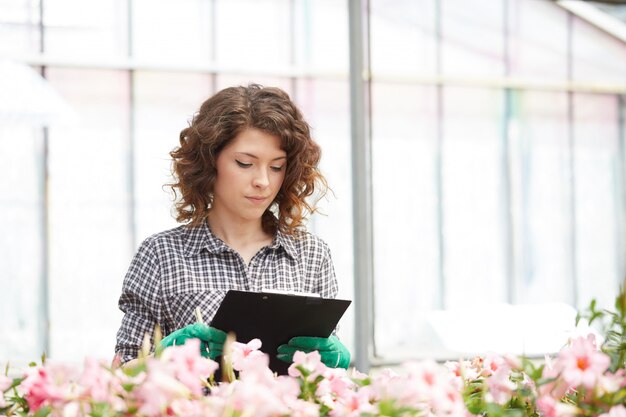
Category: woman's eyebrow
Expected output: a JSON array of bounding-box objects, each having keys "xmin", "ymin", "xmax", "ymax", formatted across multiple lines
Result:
[{"xmin": 235, "ymin": 152, "xmax": 286, "ymax": 161}]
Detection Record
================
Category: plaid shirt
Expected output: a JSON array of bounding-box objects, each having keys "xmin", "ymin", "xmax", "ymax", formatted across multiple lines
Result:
[{"xmin": 115, "ymin": 221, "xmax": 338, "ymax": 363}]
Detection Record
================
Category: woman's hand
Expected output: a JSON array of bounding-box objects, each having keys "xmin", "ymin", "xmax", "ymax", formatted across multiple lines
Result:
[
  {"xmin": 159, "ymin": 323, "xmax": 226, "ymax": 360},
  {"xmin": 276, "ymin": 335, "xmax": 351, "ymax": 369}
]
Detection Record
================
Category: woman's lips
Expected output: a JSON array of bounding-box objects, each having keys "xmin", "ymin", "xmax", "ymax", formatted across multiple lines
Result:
[{"xmin": 246, "ymin": 196, "xmax": 268, "ymax": 205}]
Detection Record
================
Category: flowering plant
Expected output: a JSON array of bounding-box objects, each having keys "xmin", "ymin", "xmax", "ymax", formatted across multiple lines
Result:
[
  {"xmin": 1, "ymin": 288, "xmax": 624, "ymax": 417},
  {"xmin": 451, "ymin": 287, "xmax": 626, "ymax": 417}
]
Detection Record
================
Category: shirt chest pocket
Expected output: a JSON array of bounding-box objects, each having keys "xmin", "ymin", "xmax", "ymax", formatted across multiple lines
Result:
[{"xmin": 163, "ymin": 290, "xmax": 226, "ymax": 330}]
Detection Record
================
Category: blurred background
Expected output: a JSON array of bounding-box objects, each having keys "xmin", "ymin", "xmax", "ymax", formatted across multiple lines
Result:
[{"xmin": 0, "ymin": 0, "xmax": 625, "ymax": 370}]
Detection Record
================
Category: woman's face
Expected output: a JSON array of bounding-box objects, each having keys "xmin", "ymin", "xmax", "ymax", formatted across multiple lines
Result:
[{"xmin": 212, "ymin": 128, "xmax": 287, "ymax": 224}]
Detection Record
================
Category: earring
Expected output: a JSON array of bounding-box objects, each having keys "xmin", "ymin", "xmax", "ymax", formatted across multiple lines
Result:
[{"xmin": 207, "ymin": 193, "xmax": 214, "ymax": 210}]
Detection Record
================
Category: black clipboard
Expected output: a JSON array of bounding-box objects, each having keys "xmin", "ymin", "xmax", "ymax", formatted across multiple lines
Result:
[{"xmin": 210, "ymin": 290, "xmax": 351, "ymax": 375}]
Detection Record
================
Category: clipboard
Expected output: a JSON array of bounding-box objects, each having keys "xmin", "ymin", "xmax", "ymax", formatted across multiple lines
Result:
[{"xmin": 210, "ymin": 290, "xmax": 351, "ymax": 375}]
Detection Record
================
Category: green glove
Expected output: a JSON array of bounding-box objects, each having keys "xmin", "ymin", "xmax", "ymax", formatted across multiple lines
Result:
[
  {"xmin": 276, "ymin": 335, "xmax": 351, "ymax": 369},
  {"xmin": 159, "ymin": 323, "xmax": 226, "ymax": 360}
]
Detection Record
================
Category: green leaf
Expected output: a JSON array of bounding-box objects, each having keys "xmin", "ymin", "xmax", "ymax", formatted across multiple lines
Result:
[
  {"xmin": 615, "ymin": 285, "xmax": 626, "ymax": 316},
  {"xmin": 91, "ymin": 402, "xmax": 111, "ymax": 417},
  {"xmin": 353, "ymin": 377, "xmax": 371, "ymax": 387},
  {"xmin": 34, "ymin": 406, "xmax": 51, "ymax": 417},
  {"xmin": 122, "ymin": 362, "xmax": 147, "ymax": 377},
  {"xmin": 485, "ymin": 403, "xmax": 505, "ymax": 417},
  {"xmin": 503, "ymin": 407, "xmax": 525, "ymax": 417},
  {"xmin": 121, "ymin": 382, "xmax": 136, "ymax": 392}
]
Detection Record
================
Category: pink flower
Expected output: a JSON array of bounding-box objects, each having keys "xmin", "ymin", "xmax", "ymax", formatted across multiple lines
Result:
[
  {"xmin": 215, "ymin": 379, "xmax": 291, "ymax": 417},
  {"xmin": 288, "ymin": 398, "xmax": 320, "ymax": 417},
  {"xmin": 230, "ymin": 339, "xmax": 267, "ymax": 372},
  {"xmin": 238, "ymin": 353, "xmax": 273, "ymax": 386},
  {"xmin": 162, "ymin": 339, "xmax": 218, "ymax": 396},
  {"xmin": 370, "ymin": 368, "xmax": 416, "ymax": 405},
  {"xmin": 348, "ymin": 368, "xmax": 369, "ymax": 381},
  {"xmin": 445, "ymin": 360, "xmax": 478, "ymax": 385},
  {"xmin": 537, "ymin": 395, "xmax": 579, "ymax": 417},
  {"xmin": 288, "ymin": 351, "xmax": 326, "ymax": 379},
  {"xmin": 277, "ymin": 377, "xmax": 319, "ymax": 416},
  {"xmin": 169, "ymin": 398, "xmax": 207, "ymax": 416},
  {"xmin": 483, "ymin": 356, "xmax": 516, "ymax": 405},
  {"xmin": 540, "ymin": 354, "xmax": 571, "ymax": 399},
  {"xmin": 0, "ymin": 375, "xmax": 11, "ymax": 392},
  {"xmin": 0, "ymin": 375, "xmax": 11, "ymax": 408},
  {"xmin": 317, "ymin": 368, "xmax": 354, "ymax": 399},
  {"xmin": 61, "ymin": 401, "xmax": 80, "ymax": 417},
  {"xmin": 371, "ymin": 362, "xmax": 426, "ymax": 406},
  {"xmin": 556, "ymin": 334, "xmax": 610, "ymax": 389},
  {"xmin": 272, "ymin": 375, "xmax": 301, "ymax": 403},
  {"xmin": 19, "ymin": 363, "xmax": 77, "ymax": 412},
  {"xmin": 330, "ymin": 388, "xmax": 377, "ymax": 417},
  {"xmin": 596, "ymin": 371, "xmax": 624, "ymax": 395},
  {"xmin": 600, "ymin": 405, "xmax": 626, "ymax": 417},
  {"xmin": 134, "ymin": 359, "xmax": 191, "ymax": 417},
  {"xmin": 374, "ymin": 361, "xmax": 466, "ymax": 417},
  {"xmin": 79, "ymin": 358, "xmax": 124, "ymax": 404}
]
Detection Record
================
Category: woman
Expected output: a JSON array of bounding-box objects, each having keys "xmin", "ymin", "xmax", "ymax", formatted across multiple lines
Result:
[{"xmin": 115, "ymin": 84, "xmax": 350, "ymax": 369}]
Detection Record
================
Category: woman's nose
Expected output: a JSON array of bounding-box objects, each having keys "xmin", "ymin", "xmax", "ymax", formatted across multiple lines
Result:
[{"xmin": 253, "ymin": 169, "xmax": 270, "ymax": 188}]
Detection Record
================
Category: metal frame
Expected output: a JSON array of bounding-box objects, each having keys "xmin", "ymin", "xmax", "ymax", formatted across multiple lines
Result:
[
  {"xmin": 12, "ymin": 52, "xmax": 626, "ymax": 94},
  {"xmin": 348, "ymin": 0, "xmax": 374, "ymax": 372},
  {"xmin": 616, "ymin": 94, "xmax": 626, "ymax": 292},
  {"xmin": 566, "ymin": 11, "xmax": 579, "ymax": 308},
  {"xmin": 127, "ymin": 0, "xmax": 137, "ymax": 249},
  {"xmin": 37, "ymin": 0, "xmax": 50, "ymax": 359},
  {"xmin": 434, "ymin": 0, "xmax": 445, "ymax": 311},
  {"xmin": 502, "ymin": 0, "xmax": 515, "ymax": 304}
]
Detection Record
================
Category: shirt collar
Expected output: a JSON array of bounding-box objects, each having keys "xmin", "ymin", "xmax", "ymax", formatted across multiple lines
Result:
[
  {"xmin": 183, "ymin": 221, "xmax": 229, "ymax": 257},
  {"xmin": 269, "ymin": 229, "xmax": 298, "ymax": 260},
  {"xmin": 183, "ymin": 220, "xmax": 297, "ymax": 260}
]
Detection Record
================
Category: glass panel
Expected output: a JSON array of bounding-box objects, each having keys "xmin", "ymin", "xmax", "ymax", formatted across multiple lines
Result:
[
  {"xmin": 508, "ymin": 0, "xmax": 568, "ymax": 80},
  {"xmin": 44, "ymin": 0, "xmax": 128, "ymax": 58},
  {"xmin": 293, "ymin": 0, "xmax": 348, "ymax": 72},
  {"xmin": 370, "ymin": 0, "xmax": 436, "ymax": 77},
  {"xmin": 131, "ymin": 0, "xmax": 213, "ymax": 61},
  {"xmin": 215, "ymin": 74, "xmax": 293, "ymax": 93},
  {"xmin": 295, "ymin": 78, "xmax": 353, "ymax": 349},
  {"xmin": 510, "ymin": 91, "xmax": 572, "ymax": 305},
  {"xmin": 442, "ymin": 87, "xmax": 506, "ymax": 306},
  {"xmin": 435, "ymin": 87, "xmax": 576, "ymax": 357},
  {"xmin": 573, "ymin": 94, "xmax": 622, "ymax": 308},
  {"xmin": 216, "ymin": 0, "xmax": 290, "ymax": 68},
  {"xmin": 0, "ymin": 126, "xmax": 43, "ymax": 361},
  {"xmin": 572, "ymin": 17, "xmax": 626, "ymax": 83},
  {"xmin": 133, "ymin": 71, "xmax": 213, "ymax": 242},
  {"xmin": 371, "ymin": 82, "xmax": 439, "ymax": 358},
  {"xmin": 46, "ymin": 68, "xmax": 131, "ymax": 361},
  {"xmin": 442, "ymin": 0, "xmax": 505, "ymax": 77},
  {"xmin": 0, "ymin": 0, "xmax": 40, "ymax": 54}
]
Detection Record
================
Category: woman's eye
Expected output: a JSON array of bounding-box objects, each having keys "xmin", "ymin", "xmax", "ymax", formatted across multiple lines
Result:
[
  {"xmin": 236, "ymin": 160, "xmax": 252, "ymax": 168},
  {"xmin": 270, "ymin": 165, "xmax": 285, "ymax": 172}
]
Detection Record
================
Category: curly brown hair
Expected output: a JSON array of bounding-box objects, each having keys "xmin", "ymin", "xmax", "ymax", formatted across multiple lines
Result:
[{"xmin": 169, "ymin": 84, "xmax": 328, "ymax": 235}]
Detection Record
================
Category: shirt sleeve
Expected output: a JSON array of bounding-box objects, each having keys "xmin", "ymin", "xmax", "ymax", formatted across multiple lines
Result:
[
  {"xmin": 314, "ymin": 240, "xmax": 341, "ymax": 336},
  {"xmin": 315, "ymin": 240, "xmax": 339, "ymax": 299},
  {"xmin": 115, "ymin": 237, "xmax": 164, "ymax": 363}
]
